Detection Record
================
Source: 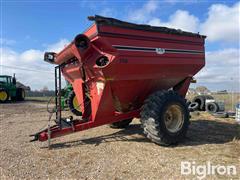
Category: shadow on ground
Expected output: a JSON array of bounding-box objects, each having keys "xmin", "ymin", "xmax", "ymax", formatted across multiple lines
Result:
[
  {"xmin": 183, "ymin": 119, "xmax": 240, "ymax": 146},
  {"xmin": 49, "ymin": 120, "xmax": 240, "ymax": 149},
  {"xmin": 48, "ymin": 124, "xmax": 149, "ymax": 149}
]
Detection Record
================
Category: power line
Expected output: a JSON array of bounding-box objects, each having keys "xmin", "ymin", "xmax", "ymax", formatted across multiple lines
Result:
[{"xmin": 0, "ymin": 64, "xmax": 54, "ymax": 74}]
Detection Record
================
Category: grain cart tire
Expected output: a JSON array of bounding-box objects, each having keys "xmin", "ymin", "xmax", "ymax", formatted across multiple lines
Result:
[
  {"xmin": 0, "ymin": 89, "xmax": 9, "ymax": 103},
  {"xmin": 192, "ymin": 95, "xmax": 206, "ymax": 111},
  {"xmin": 188, "ymin": 102, "xmax": 199, "ymax": 112},
  {"xmin": 206, "ymin": 102, "xmax": 219, "ymax": 113},
  {"xmin": 110, "ymin": 119, "xmax": 132, "ymax": 129},
  {"xmin": 68, "ymin": 91, "xmax": 82, "ymax": 116},
  {"xmin": 16, "ymin": 88, "xmax": 25, "ymax": 101},
  {"xmin": 140, "ymin": 90, "xmax": 190, "ymax": 146}
]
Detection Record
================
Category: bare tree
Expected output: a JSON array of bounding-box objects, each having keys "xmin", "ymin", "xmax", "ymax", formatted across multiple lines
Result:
[{"xmin": 196, "ymin": 86, "xmax": 210, "ymax": 95}]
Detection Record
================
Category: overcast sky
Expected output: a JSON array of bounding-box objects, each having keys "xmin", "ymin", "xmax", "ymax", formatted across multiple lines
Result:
[{"xmin": 1, "ymin": 0, "xmax": 239, "ymax": 91}]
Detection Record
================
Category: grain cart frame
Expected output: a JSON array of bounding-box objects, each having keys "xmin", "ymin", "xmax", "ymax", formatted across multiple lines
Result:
[{"xmin": 32, "ymin": 15, "xmax": 206, "ymax": 146}]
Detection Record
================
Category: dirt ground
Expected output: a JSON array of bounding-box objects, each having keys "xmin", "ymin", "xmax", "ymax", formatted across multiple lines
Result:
[{"xmin": 0, "ymin": 101, "xmax": 239, "ymax": 179}]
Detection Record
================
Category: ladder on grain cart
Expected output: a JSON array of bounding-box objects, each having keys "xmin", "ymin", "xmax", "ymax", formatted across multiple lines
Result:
[
  {"xmin": 54, "ymin": 65, "xmax": 75, "ymax": 129},
  {"xmin": 29, "ymin": 65, "xmax": 63, "ymax": 145},
  {"xmin": 55, "ymin": 65, "xmax": 62, "ymax": 128},
  {"xmin": 30, "ymin": 65, "xmax": 74, "ymax": 146},
  {"xmin": 45, "ymin": 65, "xmax": 63, "ymax": 148}
]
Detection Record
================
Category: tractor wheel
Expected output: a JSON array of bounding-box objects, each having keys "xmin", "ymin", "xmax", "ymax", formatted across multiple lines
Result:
[
  {"xmin": 68, "ymin": 91, "xmax": 82, "ymax": 116},
  {"xmin": 17, "ymin": 89, "xmax": 25, "ymax": 101},
  {"xmin": 0, "ymin": 89, "xmax": 9, "ymax": 103},
  {"xmin": 110, "ymin": 119, "xmax": 132, "ymax": 129},
  {"xmin": 140, "ymin": 90, "xmax": 190, "ymax": 146}
]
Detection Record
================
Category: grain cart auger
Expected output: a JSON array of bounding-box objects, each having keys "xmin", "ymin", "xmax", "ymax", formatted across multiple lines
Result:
[{"xmin": 31, "ymin": 15, "xmax": 206, "ymax": 146}]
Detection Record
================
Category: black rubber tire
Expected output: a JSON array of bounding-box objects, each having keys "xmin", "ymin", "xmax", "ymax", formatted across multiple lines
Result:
[
  {"xmin": 192, "ymin": 95, "xmax": 205, "ymax": 111},
  {"xmin": 140, "ymin": 90, "xmax": 190, "ymax": 146},
  {"xmin": 212, "ymin": 112, "xmax": 228, "ymax": 118},
  {"xmin": 110, "ymin": 119, "xmax": 132, "ymax": 129},
  {"xmin": 188, "ymin": 102, "xmax": 199, "ymax": 112},
  {"xmin": 16, "ymin": 88, "xmax": 25, "ymax": 101},
  {"xmin": 192, "ymin": 95, "xmax": 214, "ymax": 111},
  {"xmin": 227, "ymin": 111, "xmax": 235, "ymax": 118},
  {"xmin": 206, "ymin": 102, "xmax": 219, "ymax": 113},
  {"xmin": 68, "ymin": 91, "xmax": 82, "ymax": 116},
  {"xmin": 204, "ymin": 95, "xmax": 214, "ymax": 100},
  {"xmin": 0, "ymin": 89, "xmax": 9, "ymax": 103}
]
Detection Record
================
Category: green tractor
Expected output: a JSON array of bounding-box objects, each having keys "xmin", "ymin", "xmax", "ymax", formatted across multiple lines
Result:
[
  {"xmin": 0, "ymin": 74, "xmax": 29, "ymax": 103},
  {"xmin": 61, "ymin": 82, "xmax": 82, "ymax": 116}
]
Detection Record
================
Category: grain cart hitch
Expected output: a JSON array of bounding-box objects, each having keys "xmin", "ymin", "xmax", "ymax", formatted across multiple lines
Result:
[{"xmin": 31, "ymin": 15, "xmax": 206, "ymax": 146}]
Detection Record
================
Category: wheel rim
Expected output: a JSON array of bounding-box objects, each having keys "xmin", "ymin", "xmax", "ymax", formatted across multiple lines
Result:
[
  {"xmin": 0, "ymin": 91, "xmax": 8, "ymax": 101},
  {"xmin": 164, "ymin": 104, "xmax": 184, "ymax": 133},
  {"xmin": 209, "ymin": 104, "xmax": 214, "ymax": 111},
  {"xmin": 73, "ymin": 96, "xmax": 81, "ymax": 111}
]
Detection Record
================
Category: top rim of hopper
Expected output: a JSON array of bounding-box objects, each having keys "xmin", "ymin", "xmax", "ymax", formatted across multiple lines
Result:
[{"xmin": 88, "ymin": 15, "xmax": 206, "ymax": 39}]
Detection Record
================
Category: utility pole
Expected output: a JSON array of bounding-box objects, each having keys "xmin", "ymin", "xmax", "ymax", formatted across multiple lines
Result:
[{"xmin": 230, "ymin": 77, "xmax": 234, "ymax": 111}]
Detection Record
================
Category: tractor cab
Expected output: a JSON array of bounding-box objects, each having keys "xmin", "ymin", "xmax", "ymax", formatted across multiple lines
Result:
[{"xmin": 0, "ymin": 75, "xmax": 15, "ymax": 84}]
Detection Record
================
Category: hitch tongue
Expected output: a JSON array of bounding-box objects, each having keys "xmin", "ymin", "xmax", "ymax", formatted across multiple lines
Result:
[{"xmin": 29, "ymin": 133, "xmax": 39, "ymax": 142}]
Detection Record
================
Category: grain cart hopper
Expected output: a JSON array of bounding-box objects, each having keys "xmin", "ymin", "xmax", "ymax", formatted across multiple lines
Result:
[{"xmin": 31, "ymin": 15, "xmax": 206, "ymax": 145}]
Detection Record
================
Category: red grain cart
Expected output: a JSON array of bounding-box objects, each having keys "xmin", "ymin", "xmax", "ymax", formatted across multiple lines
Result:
[{"xmin": 32, "ymin": 15, "xmax": 206, "ymax": 146}]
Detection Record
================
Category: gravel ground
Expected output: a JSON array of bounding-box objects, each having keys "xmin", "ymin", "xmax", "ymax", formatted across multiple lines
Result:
[{"xmin": 0, "ymin": 101, "xmax": 239, "ymax": 179}]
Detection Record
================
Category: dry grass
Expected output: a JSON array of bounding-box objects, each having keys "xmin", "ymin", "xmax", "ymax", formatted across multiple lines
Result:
[{"xmin": 0, "ymin": 101, "xmax": 239, "ymax": 179}]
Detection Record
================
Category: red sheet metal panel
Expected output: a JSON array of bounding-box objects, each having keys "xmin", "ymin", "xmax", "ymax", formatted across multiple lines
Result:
[
  {"xmin": 56, "ymin": 15, "xmax": 205, "ymax": 120},
  {"xmin": 39, "ymin": 15, "xmax": 206, "ymax": 141}
]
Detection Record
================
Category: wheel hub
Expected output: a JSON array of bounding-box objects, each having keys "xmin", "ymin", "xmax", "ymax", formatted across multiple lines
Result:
[
  {"xmin": 164, "ymin": 104, "xmax": 184, "ymax": 133},
  {"xmin": 0, "ymin": 91, "xmax": 8, "ymax": 101}
]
